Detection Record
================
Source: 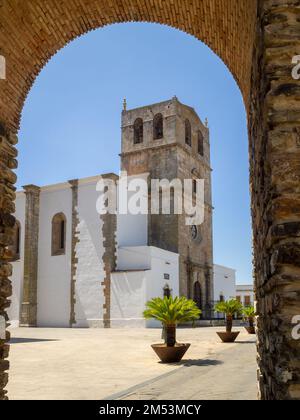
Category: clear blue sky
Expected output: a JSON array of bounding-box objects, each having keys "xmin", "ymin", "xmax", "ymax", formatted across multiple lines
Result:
[{"xmin": 17, "ymin": 23, "xmax": 252, "ymax": 285}]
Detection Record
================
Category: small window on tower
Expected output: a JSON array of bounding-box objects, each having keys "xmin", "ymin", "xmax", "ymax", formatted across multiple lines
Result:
[
  {"xmin": 153, "ymin": 113, "xmax": 163, "ymax": 140},
  {"xmin": 52, "ymin": 213, "xmax": 67, "ymax": 256},
  {"xmin": 198, "ymin": 131, "xmax": 204, "ymax": 156},
  {"xmin": 133, "ymin": 118, "xmax": 143, "ymax": 144},
  {"xmin": 185, "ymin": 119, "xmax": 192, "ymax": 146}
]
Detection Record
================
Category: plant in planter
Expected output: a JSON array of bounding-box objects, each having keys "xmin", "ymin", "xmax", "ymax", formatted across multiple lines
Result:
[
  {"xmin": 214, "ymin": 299, "xmax": 243, "ymax": 343},
  {"xmin": 242, "ymin": 306, "xmax": 256, "ymax": 334},
  {"xmin": 143, "ymin": 296, "xmax": 201, "ymax": 363}
]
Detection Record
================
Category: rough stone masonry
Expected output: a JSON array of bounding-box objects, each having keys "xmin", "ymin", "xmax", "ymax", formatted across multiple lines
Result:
[{"xmin": 0, "ymin": 0, "xmax": 299, "ymax": 400}]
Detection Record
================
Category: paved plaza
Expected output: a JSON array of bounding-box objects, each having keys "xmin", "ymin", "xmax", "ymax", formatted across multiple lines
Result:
[{"xmin": 7, "ymin": 326, "xmax": 257, "ymax": 400}]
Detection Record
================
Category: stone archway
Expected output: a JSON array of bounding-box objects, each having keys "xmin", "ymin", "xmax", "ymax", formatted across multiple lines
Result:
[{"xmin": 0, "ymin": 0, "xmax": 299, "ymax": 400}]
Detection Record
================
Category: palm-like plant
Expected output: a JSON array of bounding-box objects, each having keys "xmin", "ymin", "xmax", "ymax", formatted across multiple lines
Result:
[
  {"xmin": 242, "ymin": 306, "xmax": 256, "ymax": 328},
  {"xmin": 214, "ymin": 299, "xmax": 243, "ymax": 333},
  {"xmin": 143, "ymin": 296, "xmax": 201, "ymax": 347}
]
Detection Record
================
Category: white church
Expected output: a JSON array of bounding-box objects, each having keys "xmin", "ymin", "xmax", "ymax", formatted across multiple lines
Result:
[{"xmin": 7, "ymin": 98, "xmax": 250, "ymax": 329}]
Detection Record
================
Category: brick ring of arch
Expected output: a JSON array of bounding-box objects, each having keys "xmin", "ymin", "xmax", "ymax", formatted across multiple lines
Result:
[{"xmin": 0, "ymin": 0, "xmax": 299, "ymax": 401}]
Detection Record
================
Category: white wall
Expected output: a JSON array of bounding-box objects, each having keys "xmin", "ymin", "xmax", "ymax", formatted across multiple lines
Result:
[
  {"xmin": 117, "ymin": 173, "xmax": 148, "ymax": 248},
  {"xmin": 74, "ymin": 178, "xmax": 105, "ymax": 328},
  {"xmin": 213, "ymin": 264, "xmax": 236, "ymax": 302},
  {"xmin": 7, "ymin": 192, "xmax": 25, "ymax": 327},
  {"xmin": 117, "ymin": 246, "xmax": 151, "ymax": 271},
  {"xmin": 37, "ymin": 185, "xmax": 72, "ymax": 327},
  {"xmin": 111, "ymin": 246, "xmax": 179, "ymax": 328},
  {"xmin": 111, "ymin": 271, "xmax": 147, "ymax": 327}
]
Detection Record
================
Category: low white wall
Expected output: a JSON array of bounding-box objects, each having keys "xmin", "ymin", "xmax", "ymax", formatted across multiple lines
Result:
[
  {"xmin": 7, "ymin": 192, "xmax": 26, "ymax": 327},
  {"xmin": 37, "ymin": 185, "xmax": 72, "ymax": 327},
  {"xmin": 111, "ymin": 271, "xmax": 147, "ymax": 328},
  {"xmin": 117, "ymin": 246, "xmax": 151, "ymax": 271},
  {"xmin": 74, "ymin": 179, "xmax": 105, "ymax": 328}
]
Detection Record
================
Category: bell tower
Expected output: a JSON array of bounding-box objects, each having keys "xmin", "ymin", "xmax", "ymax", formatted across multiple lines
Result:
[{"xmin": 121, "ymin": 97, "xmax": 213, "ymax": 315}]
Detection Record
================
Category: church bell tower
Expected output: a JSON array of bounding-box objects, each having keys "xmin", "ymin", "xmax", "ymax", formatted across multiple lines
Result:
[{"xmin": 120, "ymin": 97, "xmax": 213, "ymax": 316}]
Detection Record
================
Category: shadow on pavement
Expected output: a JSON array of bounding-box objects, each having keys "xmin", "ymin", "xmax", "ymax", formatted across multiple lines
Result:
[
  {"xmin": 176, "ymin": 359, "xmax": 223, "ymax": 367},
  {"xmin": 9, "ymin": 338, "xmax": 59, "ymax": 344}
]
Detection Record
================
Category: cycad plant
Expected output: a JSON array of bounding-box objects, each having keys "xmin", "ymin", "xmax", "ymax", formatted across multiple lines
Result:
[
  {"xmin": 143, "ymin": 296, "xmax": 201, "ymax": 347},
  {"xmin": 214, "ymin": 299, "xmax": 243, "ymax": 333},
  {"xmin": 243, "ymin": 306, "xmax": 256, "ymax": 329}
]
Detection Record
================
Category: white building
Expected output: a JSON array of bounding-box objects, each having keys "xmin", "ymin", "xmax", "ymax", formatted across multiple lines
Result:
[
  {"xmin": 236, "ymin": 285, "xmax": 255, "ymax": 307},
  {"xmin": 7, "ymin": 99, "xmax": 252, "ymax": 329},
  {"xmin": 213, "ymin": 264, "xmax": 237, "ymax": 302}
]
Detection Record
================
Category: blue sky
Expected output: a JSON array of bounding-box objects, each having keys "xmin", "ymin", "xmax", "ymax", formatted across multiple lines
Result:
[{"xmin": 17, "ymin": 23, "xmax": 252, "ymax": 285}]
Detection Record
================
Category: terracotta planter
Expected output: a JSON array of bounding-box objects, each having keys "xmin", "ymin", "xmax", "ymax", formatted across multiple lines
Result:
[
  {"xmin": 245, "ymin": 326, "xmax": 256, "ymax": 335},
  {"xmin": 151, "ymin": 343, "xmax": 191, "ymax": 363},
  {"xmin": 217, "ymin": 331, "xmax": 240, "ymax": 343}
]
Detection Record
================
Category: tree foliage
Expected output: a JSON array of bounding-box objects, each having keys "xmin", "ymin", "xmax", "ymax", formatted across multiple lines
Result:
[{"xmin": 143, "ymin": 296, "xmax": 201, "ymax": 326}]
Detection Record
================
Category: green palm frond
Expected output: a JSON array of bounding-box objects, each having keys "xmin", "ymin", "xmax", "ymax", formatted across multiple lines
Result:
[
  {"xmin": 242, "ymin": 305, "xmax": 256, "ymax": 318},
  {"xmin": 143, "ymin": 296, "xmax": 201, "ymax": 326},
  {"xmin": 214, "ymin": 299, "xmax": 243, "ymax": 316}
]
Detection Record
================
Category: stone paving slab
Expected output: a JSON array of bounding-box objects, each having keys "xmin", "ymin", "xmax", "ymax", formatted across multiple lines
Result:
[{"xmin": 7, "ymin": 327, "xmax": 257, "ymax": 400}]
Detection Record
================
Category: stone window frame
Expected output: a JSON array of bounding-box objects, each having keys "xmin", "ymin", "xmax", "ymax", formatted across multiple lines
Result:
[
  {"xmin": 153, "ymin": 113, "xmax": 164, "ymax": 140},
  {"xmin": 198, "ymin": 130, "xmax": 204, "ymax": 156},
  {"xmin": 51, "ymin": 212, "xmax": 67, "ymax": 256},
  {"xmin": 185, "ymin": 119, "xmax": 192, "ymax": 147},
  {"xmin": 244, "ymin": 295, "xmax": 251, "ymax": 307},
  {"xmin": 133, "ymin": 118, "xmax": 144, "ymax": 144}
]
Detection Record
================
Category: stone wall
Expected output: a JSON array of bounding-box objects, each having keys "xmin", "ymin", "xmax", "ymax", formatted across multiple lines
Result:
[
  {"xmin": 101, "ymin": 175, "xmax": 118, "ymax": 329},
  {"xmin": 68, "ymin": 180, "xmax": 79, "ymax": 327},
  {"xmin": 20, "ymin": 185, "xmax": 40, "ymax": 327},
  {"xmin": 0, "ymin": 126, "xmax": 17, "ymax": 400},
  {"xmin": 250, "ymin": 0, "xmax": 300, "ymax": 400}
]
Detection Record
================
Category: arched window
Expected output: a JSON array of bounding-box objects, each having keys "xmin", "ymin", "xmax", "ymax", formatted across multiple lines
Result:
[
  {"xmin": 153, "ymin": 113, "xmax": 163, "ymax": 140},
  {"xmin": 198, "ymin": 130, "xmax": 204, "ymax": 156},
  {"xmin": 185, "ymin": 119, "xmax": 192, "ymax": 146},
  {"xmin": 133, "ymin": 118, "xmax": 143, "ymax": 144},
  {"xmin": 52, "ymin": 213, "xmax": 66, "ymax": 256},
  {"xmin": 193, "ymin": 281, "xmax": 202, "ymax": 312},
  {"xmin": 10, "ymin": 220, "xmax": 21, "ymax": 261}
]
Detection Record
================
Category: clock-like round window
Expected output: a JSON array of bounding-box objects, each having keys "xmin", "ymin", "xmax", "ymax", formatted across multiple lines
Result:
[
  {"xmin": 191, "ymin": 225, "xmax": 198, "ymax": 240},
  {"xmin": 191, "ymin": 225, "xmax": 203, "ymax": 243}
]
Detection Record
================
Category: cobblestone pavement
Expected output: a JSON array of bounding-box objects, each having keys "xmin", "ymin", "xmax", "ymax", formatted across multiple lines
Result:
[{"xmin": 7, "ymin": 327, "xmax": 257, "ymax": 400}]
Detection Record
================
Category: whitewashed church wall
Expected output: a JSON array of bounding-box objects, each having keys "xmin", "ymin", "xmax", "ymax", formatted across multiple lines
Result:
[
  {"xmin": 213, "ymin": 264, "xmax": 236, "ymax": 302},
  {"xmin": 37, "ymin": 185, "xmax": 72, "ymax": 327},
  {"xmin": 145, "ymin": 247, "xmax": 179, "ymax": 328},
  {"xmin": 7, "ymin": 192, "xmax": 26, "ymax": 327},
  {"xmin": 110, "ymin": 271, "xmax": 147, "ymax": 328},
  {"xmin": 74, "ymin": 179, "xmax": 106, "ymax": 328},
  {"xmin": 111, "ymin": 246, "xmax": 179, "ymax": 328},
  {"xmin": 117, "ymin": 246, "xmax": 151, "ymax": 271},
  {"xmin": 116, "ymin": 173, "xmax": 148, "ymax": 248}
]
